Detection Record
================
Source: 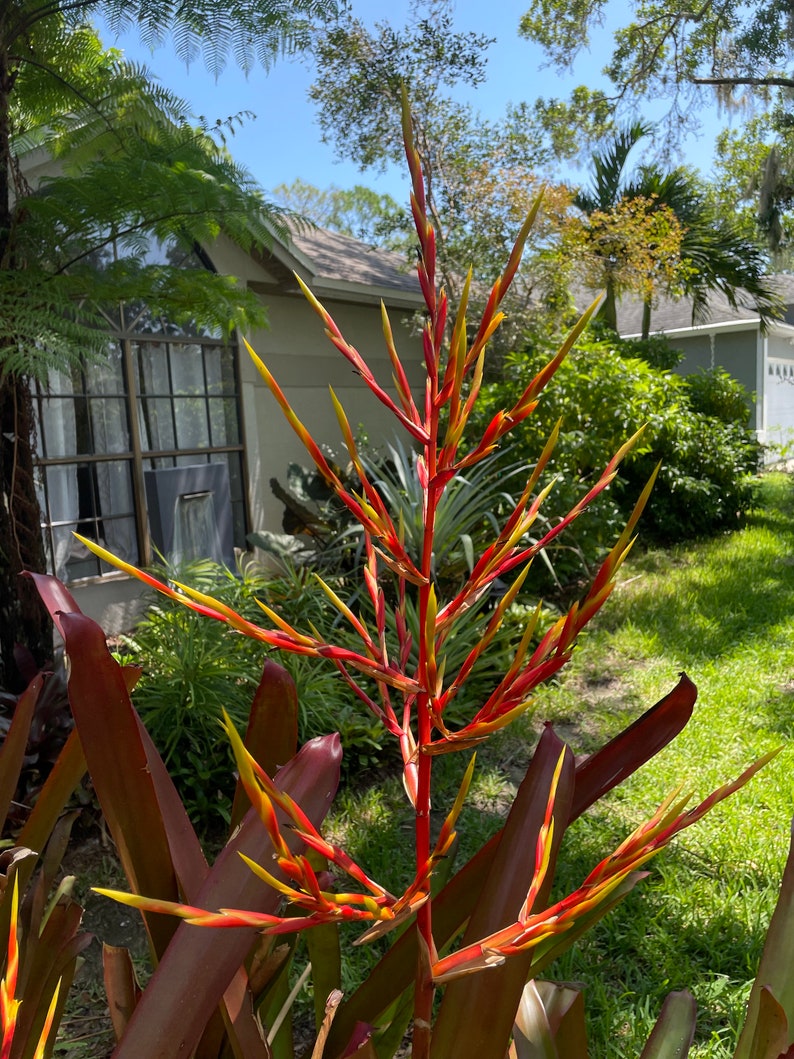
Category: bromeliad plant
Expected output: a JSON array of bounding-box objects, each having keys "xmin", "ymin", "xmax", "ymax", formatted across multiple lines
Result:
[{"xmin": 54, "ymin": 97, "xmax": 786, "ymax": 1057}]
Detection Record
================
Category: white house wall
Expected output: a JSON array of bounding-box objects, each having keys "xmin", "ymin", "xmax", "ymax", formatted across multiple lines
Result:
[{"xmin": 761, "ymin": 332, "xmax": 794, "ymax": 455}]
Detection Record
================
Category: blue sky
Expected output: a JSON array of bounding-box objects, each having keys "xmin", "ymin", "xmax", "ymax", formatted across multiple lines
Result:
[{"xmin": 96, "ymin": 0, "xmax": 732, "ymax": 208}]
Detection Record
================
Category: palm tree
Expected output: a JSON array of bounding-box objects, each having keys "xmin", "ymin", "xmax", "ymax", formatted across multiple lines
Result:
[
  {"xmin": 575, "ymin": 123, "xmax": 782, "ymax": 336},
  {"xmin": 573, "ymin": 121, "xmax": 651, "ymax": 331}
]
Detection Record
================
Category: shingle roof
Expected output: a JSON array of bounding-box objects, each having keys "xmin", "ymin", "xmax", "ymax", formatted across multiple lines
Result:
[
  {"xmin": 255, "ymin": 222, "xmax": 422, "ymax": 308},
  {"xmin": 618, "ymin": 274, "xmax": 794, "ymax": 336},
  {"xmin": 289, "ymin": 225, "xmax": 420, "ymax": 295}
]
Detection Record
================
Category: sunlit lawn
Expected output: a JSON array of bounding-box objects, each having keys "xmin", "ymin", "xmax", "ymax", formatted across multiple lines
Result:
[{"xmin": 327, "ymin": 472, "xmax": 794, "ymax": 1057}]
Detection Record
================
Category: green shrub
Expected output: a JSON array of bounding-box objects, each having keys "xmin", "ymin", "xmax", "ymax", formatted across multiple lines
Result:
[
  {"xmin": 618, "ymin": 333, "xmax": 685, "ymax": 371},
  {"xmin": 684, "ymin": 366, "xmax": 754, "ymax": 424},
  {"xmin": 120, "ymin": 558, "xmax": 389, "ymax": 826},
  {"xmin": 475, "ymin": 337, "xmax": 761, "ymax": 562}
]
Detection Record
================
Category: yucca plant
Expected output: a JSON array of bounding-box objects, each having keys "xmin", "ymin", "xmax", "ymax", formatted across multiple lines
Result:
[{"xmin": 26, "ymin": 95, "xmax": 790, "ymax": 1057}]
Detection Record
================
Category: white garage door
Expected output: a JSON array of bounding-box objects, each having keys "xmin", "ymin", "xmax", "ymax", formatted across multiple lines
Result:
[{"xmin": 764, "ymin": 358, "xmax": 794, "ymax": 454}]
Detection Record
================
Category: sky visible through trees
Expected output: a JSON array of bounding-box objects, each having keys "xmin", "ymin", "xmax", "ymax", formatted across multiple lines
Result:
[{"xmin": 95, "ymin": 0, "xmax": 729, "ymax": 206}]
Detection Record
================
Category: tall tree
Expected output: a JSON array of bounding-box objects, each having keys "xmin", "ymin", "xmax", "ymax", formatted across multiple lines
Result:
[
  {"xmin": 309, "ymin": 0, "xmax": 575, "ymax": 342},
  {"xmin": 568, "ymin": 122, "xmax": 781, "ymax": 335},
  {"xmin": 272, "ymin": 179, "xmax": 410, "ymax": 250},
  {"xmin": 520, "ymin": 0, "xmax": 794, "ymax": 131},
  {"xmin": 519, "ymin": 0, "xmax": 794, "ymax": 233},
  {"xmin": 0, "ymin": 0, "xmax": 340, "ymax": 689}
]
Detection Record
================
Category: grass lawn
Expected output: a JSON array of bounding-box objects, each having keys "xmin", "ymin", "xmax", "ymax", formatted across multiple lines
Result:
[{"xmin": 327, "ymin": 472, "xmax": 794, "ymax": 1057}]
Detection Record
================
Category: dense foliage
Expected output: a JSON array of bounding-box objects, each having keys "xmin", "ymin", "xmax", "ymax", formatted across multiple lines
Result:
[
  {"xmin": 120, "ymin": 560, "xmax": 385, "ymax": 826},
  {"xmin": 475, "ymin": 335, "xmax": 762, "ymax": 575}
]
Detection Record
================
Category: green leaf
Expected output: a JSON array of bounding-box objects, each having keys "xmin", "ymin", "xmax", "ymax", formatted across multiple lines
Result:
[
  {"xmin": 735, "ymin": 821, "xmax": 794, "ymax": 1059},
  {"xmin": 512, "ymin": 980, "xmax": 589, "ymax": 1059},
  {"xmin": 638, "ymin": 991, "xmax": 697, "ymax": 1059},
  {"xmin": 305, "ymin": 923, "xmax": 342, "ymax": 1034}
]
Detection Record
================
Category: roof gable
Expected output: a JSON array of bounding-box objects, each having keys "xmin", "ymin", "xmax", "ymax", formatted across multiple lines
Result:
[{"xmin": 254, "ymin": 223, "xmax": 422, "ymax": 310}]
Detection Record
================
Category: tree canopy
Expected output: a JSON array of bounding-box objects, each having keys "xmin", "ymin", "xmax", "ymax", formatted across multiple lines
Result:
[
  {"xmin": 520, "ymin": 0, "xmax": 794, "ymax": 128},
  {"xmin": 309, "ymin": 0, "xmax": 577, "ymax": 340},
  {"xmin": 272, "ymin": 180, "xmax": 410, "ymax": 250}
]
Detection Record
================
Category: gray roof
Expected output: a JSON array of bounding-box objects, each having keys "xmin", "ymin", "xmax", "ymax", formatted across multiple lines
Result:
[
  {"xmin": 256, "ymin": 223, "xmax": 422, "ymax": 309},
  {"xmin": 618, "ymin": 274, "xmax": 794, "ymax": 336},
  {"xmin": 289, "ymin": 225, "xmax": 420, "ymax": 295}
]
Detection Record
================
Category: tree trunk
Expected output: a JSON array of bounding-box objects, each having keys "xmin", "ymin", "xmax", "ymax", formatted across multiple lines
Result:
[
  {"xmin": 0, "ymin": 26, "xmax": 51, "ymax": 691},
  {"xmin": 641, "ymin": 299, "xmax": 652, "ymax": 339},
  {"xmin": 0, "ymin": 373, "xmax": 50, "ymax": 691},
  {"xmin": 600, "ymin": 282, "xmax": 619, "ymax": 333}
]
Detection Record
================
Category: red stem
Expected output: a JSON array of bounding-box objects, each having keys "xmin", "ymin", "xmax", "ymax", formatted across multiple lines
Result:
[{"xmin": 412, "ymin": 310, "xmax": 441, "ymax": 1056}]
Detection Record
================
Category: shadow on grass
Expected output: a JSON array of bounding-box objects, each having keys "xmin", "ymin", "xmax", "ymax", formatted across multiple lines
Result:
[{"xmin": 595, "ymin": 476, "xmax": 794, "ymax": 666}]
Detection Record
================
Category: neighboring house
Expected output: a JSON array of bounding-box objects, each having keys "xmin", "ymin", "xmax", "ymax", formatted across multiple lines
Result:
[
  {"xmin": 33, "ymin": 223, "xmax": 424, "ymax": 632},
  {"xmin": 616, "ymin": 275, "xmax": 794, "ymax": 458}
]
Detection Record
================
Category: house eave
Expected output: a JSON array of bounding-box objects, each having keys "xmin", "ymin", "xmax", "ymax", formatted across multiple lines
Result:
[
  {"xmin": 249, "ymin": 276, "xmax": 424, "ymax": 311},
  {"xmin": 310, "ymin": 277, "xmax": 424, "ymax": 310},
  {"xmin": 622, "ymin": 319, "xmax": 767, "ymax": 339}
]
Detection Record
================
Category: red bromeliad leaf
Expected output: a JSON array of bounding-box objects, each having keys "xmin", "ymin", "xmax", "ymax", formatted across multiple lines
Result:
[
  {"xmin": 17, "ymin": 730, "xmax": 86, "ymax": 879},
  {"xmin": 429, "ymin": 727, "xmax": 575, "ymax": 1059},
  {"xmin": 58, "ymin": 611, "xmax": 181, "ymax": 962},
  {"xmin": 21, "ymin": 572, "xmax": 79, "ymax": 634},
  {"xmin": 103, "ymin": 945, "xmax": 142, "ymax": 1043},
  {"xmin": 511, "ymin": 980, "xmax": 589, "ymax": 1059},
  {"xmin": 29, "ymin": 576, "xmax": 277, "ymax": 1055},
  {"xmin": 0, "ymin": 676, "xmax": 41, "ymax": 828},
  {"xmin": 571, "ymin": 673, "xmax": 697, "ymax": 817},
  {"xmin": 109, "ymin": 734, "xmax": 341, "ymax": 1058},
  {"xmin": 231, "ymin": 659, "xmax": 299, "ymax": 830},
  {"xmin": 11, "ymin": 902, "xmax": 90, "ymax": 1059}
]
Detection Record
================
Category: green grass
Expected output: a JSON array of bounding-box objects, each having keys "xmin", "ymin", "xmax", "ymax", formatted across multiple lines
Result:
[
  {"xmin": 512, "ymin": 471, "xmax": 794, "ymax": 1056},
  {"xmin": 324, "ymin": 472, "xmax": 794, "ymax": 1056}
]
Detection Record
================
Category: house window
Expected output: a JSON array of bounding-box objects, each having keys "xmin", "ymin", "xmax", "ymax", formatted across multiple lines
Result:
[{"xmin": 34, "ymin": 241, "xmax": 248, "ymax": 582}]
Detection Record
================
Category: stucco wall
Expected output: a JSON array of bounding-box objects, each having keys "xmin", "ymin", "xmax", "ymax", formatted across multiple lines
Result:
[
  {"xmin": 208, "ymin": 235, "xmax": 426, "ymax": 537},
  {"xmin": 241, "ymin": 292, "xmax": 424, "ymax": 534}
]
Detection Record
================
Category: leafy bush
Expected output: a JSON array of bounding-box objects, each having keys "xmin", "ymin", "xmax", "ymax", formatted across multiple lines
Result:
[
  {"xmin": 475, "ymin": 338, "xmax": 762, "ymax": 562},
  {"xmin": 618, "ymin": 332, "xmax": 685, "ymax": 371},
  {"xmin": 684, "ymin": 366, "xmax": 754, "ymax": 424},
  {"xmin": 121, "ymin": 559, "xmax": 390, "ymax": 826}
]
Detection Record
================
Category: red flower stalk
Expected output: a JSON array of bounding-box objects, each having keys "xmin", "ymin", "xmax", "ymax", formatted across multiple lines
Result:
[{"xmin": 83, "ymin": 93, "xmax": 778, "ymax": 1059}]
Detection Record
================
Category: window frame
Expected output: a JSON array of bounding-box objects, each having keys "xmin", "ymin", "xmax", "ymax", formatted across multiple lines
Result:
[{"xmin": 35, "ymin": 325, "xmax": 250, "ymax": 583}]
